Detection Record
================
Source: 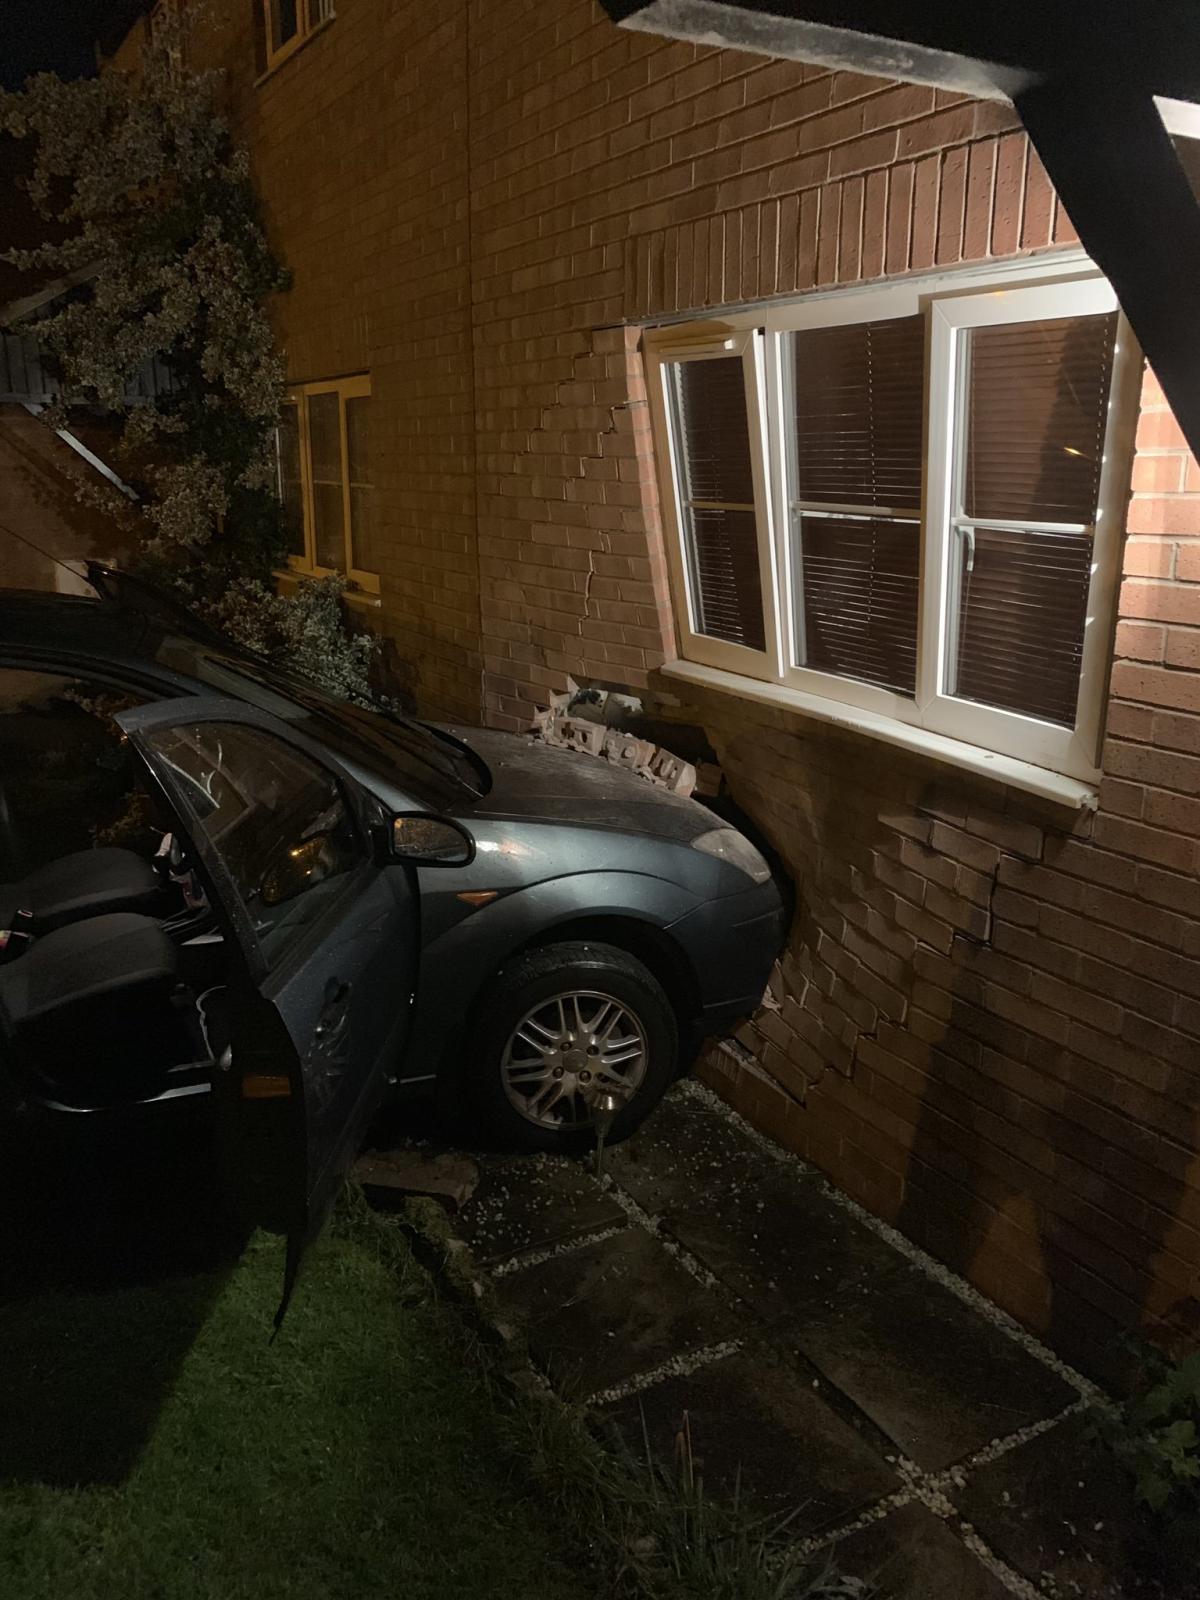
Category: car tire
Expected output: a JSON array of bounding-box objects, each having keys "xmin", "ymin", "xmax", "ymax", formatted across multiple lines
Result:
[{"xmin": 468, "ymin": 940, "xmax": 679, "ymax": 1154}]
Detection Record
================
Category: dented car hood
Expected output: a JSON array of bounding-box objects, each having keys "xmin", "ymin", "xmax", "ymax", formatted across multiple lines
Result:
[{"xmin": 441, "ymin": 726, "xmax": 716, "ymax": 844}]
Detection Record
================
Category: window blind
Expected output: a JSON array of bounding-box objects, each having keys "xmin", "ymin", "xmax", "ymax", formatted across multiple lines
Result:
[
  {"xmin": 964, "ymin": 314, "xmax": 1117, "ymax": 524},
  {"xmin": 791, "ymin": 316, "xmax": 925, "ymax": 694},
  {"xmin": 799, "ymin": 516, "xmax": 920, "ymax": 692},
  {"xmin": 669, "ymin": 357, "xmax": 765, "ymax": 652},
  {"xmin": 951, "ymin": 312, "xmax": 1117, "ymax": 726},
  {"xmin": 953, "ymin": 527, "xmax": 1093, "ymax": 726},
  {"xmin": 793, "ymin": 316, "xmax": 925, "ymax": 507}
]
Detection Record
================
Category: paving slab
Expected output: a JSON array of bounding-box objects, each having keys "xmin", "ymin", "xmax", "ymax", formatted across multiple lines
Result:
[
  {"xmin": 660, "ymin": 1168, "xmax": 1077, "ymax": 1469},
  {"xmin": 353, "ymin": 1149, "xmax": 479, "ymax": 1208},
  {"xmin": 494, "ymin": 1227, "xmax": 739, "ymax": 1401},
  {"xmin": 601, "ymin": 1345, "xmax": 898, "ymax": 1532},
  {"xmin": 426, "ymin": 1085, "xmax": 1160, "ymax": 1600},
  {"xmin": 603, "ymin": 1090, "xmax": 782, "ymax": 1216},
  {"xmin": 957, "ymin": 1412, "xmax": 1195, "ymax": 1599},
  {"xmin": 832, "ymin": 1504, "xmax": 1013, "ymax": 1599},
  {"xmin": 455, "ymin": 1154, "xmax": 624, "ymax": 1265}
]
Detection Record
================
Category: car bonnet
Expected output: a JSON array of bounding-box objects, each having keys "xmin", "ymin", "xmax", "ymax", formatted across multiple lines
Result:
[{"xmin": 439, "ymin": 726, "xmax": 717, "ymax": 844}]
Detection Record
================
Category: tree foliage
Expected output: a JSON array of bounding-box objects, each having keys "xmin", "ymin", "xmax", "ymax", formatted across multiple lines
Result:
[{"xmin": 0, "ymin": 18, "xmax": 378, "ymax": 700}]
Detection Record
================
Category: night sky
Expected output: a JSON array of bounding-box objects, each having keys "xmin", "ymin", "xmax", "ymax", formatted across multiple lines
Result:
[{"xmin": 2, "ymin": 0, "xmax": 141, "ymax": 90}]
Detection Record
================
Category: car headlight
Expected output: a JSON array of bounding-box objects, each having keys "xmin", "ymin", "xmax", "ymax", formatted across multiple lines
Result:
[{"xmin": 690, "ymin": 827, "xmax": 772, "ymax": 884}]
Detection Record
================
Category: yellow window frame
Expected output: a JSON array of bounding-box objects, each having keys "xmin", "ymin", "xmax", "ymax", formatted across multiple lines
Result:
[
  {"xmin": 285, "ymin": 374, "xmax": 378, "ymax": 594},
  {"xmin": 261, "ymin": 0, "xmax": 334, "ymax": 75}
]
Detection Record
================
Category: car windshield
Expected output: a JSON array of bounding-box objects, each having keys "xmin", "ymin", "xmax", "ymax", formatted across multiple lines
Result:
[
  {"xmin": 152, "ymin": 637, "xmax": 489, "ymax": 808},
  {"xmin": 82, "ymin": 565, "xmax": 490, "ymax": 805}
]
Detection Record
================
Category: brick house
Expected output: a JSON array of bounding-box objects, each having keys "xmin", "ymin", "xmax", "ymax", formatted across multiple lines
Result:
[{"xmin": 110, "ymin": 0, "xmax": 1200, "ymax": 1384}]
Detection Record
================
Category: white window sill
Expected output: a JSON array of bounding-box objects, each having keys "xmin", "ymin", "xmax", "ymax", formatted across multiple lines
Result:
[{"xmin": 660, "ymin": 660, "xmax": 1100, "ymax": 810}]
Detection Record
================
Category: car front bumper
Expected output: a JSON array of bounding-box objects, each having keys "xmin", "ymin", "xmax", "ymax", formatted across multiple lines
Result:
[{"xmin": 666, "ymin": 875, "xmax": 788, "ymax": 1033}]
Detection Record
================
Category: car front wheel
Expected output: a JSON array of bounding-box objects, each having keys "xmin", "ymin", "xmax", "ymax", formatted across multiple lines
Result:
[{"xmin": 468, "ymin": 940, "xmax": 679, "ymax": 1153}]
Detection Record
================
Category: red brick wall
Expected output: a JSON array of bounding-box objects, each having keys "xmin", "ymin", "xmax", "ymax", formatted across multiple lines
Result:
[
  {"xmin": 672, "ymin": 367, "xmax": 1200, "ymax": 1385},
  {"xmin": 683, "ymin": 369, "xmax": 1200, "ymax": 1385},
  {"xmin": 466, "ymin": 11, "xmax": 1068, "ymax": 729},
  {"xmin": 672, "ymin": 663, "xmax": 1200, "ymax": 1386},
  {"xmin": 154, "ymin": 0, "xmax": 483, "ymax": 720},
  {"xmin": 177, "ymin": 0, "xmax": 1199, "ymax": 1379}
]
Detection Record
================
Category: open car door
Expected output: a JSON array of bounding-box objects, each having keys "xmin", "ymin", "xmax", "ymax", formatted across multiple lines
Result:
[{"xmin": 116, "ymin": 695, "xmax": 419, "ymax": 1322}]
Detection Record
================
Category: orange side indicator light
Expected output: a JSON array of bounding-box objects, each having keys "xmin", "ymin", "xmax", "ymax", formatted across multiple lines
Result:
[
  {"xmin": 241, "ymin": 1074, "xmax": 293, "ymax": 1100},
  {"xmin": 456, "ymin": 890, "xmax": 499, "ymax": 907}
]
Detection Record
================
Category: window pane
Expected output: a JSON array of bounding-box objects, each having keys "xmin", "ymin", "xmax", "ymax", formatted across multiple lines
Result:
[
  {"xmin": 669, "ymin": 356, "xmax": 765, "ymax": 650},
  {"xmin": 685, "ymin": 507, "xmax": 765, "ymax": 651},
  {"xmin": 146, "ymin": 721, "xmax": 361, "ymax": 965},
  {"xmin": 789, "ymin": 317, "xmax": 924, "ymax": 690},
  {"xmin": 798, "ymin": 516, "xmax": 919, "ymax": 693},
  {"xmin": 269, "ymin": 0, "xmax": 298, "ymax": 51},
  {"xmin": 792, "ymin": 316, "xmax": 925, "ymax": 508},
  {"xmin": 963, "ymin": 313, "xmax": 1118, "ymax": 523},
  {"xmin": 276, "ymin": 401, "xmax": 305, "ymax": 559},
  {"xmin": 951, "ymin": 526, "xmax": 1092, "ymax": 726},
  {"xmin": 307, "ymin": 391, "xmax": 345, "ymax": 571},
  {"xmin": 345, "ymin": 395, "xmax": 376, "ymax": 574},
  {"xmin": 672, "ymin": 357, "xmax": 755, "ymax": 505}
]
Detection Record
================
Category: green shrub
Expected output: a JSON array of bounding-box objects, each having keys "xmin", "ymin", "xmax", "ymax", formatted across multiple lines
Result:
[
  {"xmin": 1104, "ymin": 1348, "xmax": 1200, "ymax": 1559},
  {"xmin": 1, "ymin": 7, "xmax": 378, "ymax": 705}
]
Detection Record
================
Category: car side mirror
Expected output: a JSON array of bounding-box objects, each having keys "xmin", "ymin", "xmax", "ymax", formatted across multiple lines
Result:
[{"xmin": 388, "ymin": 813, "xmax": 475, "ymax": 867}]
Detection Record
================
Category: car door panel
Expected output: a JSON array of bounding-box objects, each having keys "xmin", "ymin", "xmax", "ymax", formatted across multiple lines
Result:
[
  {"xmin": 264, "ymin": 867, "xmax": 413, "ymax": 1203},
  {"xmin": 116, "ymin": 695, "xmax": 418, "ymax": 1313}
]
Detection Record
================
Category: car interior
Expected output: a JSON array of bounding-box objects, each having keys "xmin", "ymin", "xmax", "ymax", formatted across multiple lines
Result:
[
  {"xmin": 0, "ymin": 669, "xmax": 364, "ymax": 1115},
  {"xmin": 0, "ymin": 672, "xmax": 234, "ymax": 1110},
  {"xmin": 0, "ymin": 829, "xmax": 234, "ymax": 1111}
]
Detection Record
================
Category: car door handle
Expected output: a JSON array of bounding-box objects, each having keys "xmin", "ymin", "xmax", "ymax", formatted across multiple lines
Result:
[{"xmin": 315, "ymin": 979, "xmax": 351, "ymax": 1038}]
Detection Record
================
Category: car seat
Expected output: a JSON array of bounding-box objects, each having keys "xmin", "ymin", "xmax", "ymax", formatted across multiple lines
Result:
[
  {"xmin": 0, "ymin": 912, "xmax": 189, "ymax": 1097},
  {"xmin": 0, "ymin": 847, "xmax": 163, "ymax": 936}
]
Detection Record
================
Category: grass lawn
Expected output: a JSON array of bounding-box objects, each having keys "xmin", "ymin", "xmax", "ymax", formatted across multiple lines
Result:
[
  {"xmin": 0, "ymin": 1118, "xmax": 856, "ymax": 1600},
  {"xmin": 0, "ymin": 1125, "xmax": 586, "ymax": 1600}
]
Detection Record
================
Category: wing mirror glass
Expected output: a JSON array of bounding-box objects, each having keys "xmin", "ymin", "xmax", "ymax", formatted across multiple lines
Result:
[{"xmin": 389, "ymin": 813, "xmax": 475, "ymax": 867}]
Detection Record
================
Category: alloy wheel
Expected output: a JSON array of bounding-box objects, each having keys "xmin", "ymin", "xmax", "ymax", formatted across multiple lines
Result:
[{"xmin": 499, "ymin": 988, "xmax": 648, "ymax": 1131}]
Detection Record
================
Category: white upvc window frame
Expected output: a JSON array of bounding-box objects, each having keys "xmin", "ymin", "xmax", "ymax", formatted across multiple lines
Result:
[
  {"xmin": 656, "ymin": 329, "xmax": 783, "ymax": 683},
  {"xmin": 645, "ymin": 254, "xmax": 1143, "ymax": 791},
  {"xmin": 281, "ymin": 374, "xmax": 378, "ymax": 594},
  {"xmin": 771, "ymin": 280, "xmax": 931, "ymax": 728},
  {"xmin": 920, "ymin": 275, "xmax": 1138, "ymax": 777}
]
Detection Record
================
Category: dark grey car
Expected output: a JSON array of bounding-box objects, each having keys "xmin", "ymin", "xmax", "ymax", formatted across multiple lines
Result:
[{"xmin": 0, "ymin": 575, "xmax": 786, "ymax": 1297}]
